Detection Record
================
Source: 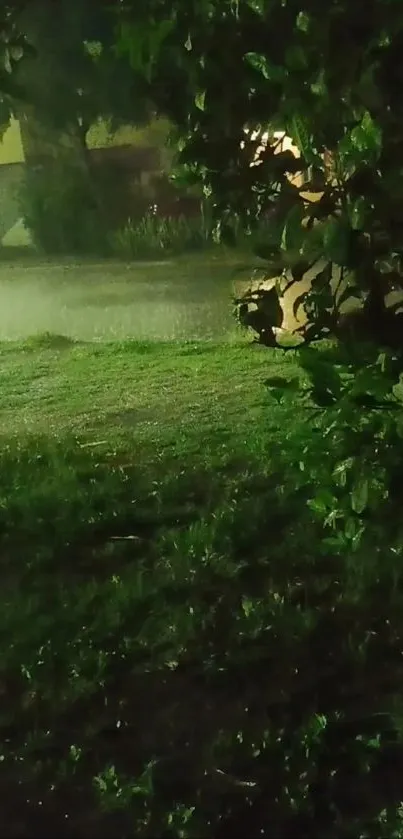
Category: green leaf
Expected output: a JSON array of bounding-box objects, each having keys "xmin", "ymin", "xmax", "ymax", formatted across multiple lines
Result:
[
  {"xmin": 117, "ymin": 19, "xmax": 174, "ymax": 77},
  {"xmin": 287, "ymin": 114, "xmax": 320, "ymax": 165},
  {"xmin": 247, "ymin": 0, "xmax": 265, "ymax": 14},
  {"xmin": 310, "ymin": 69, "xmax": 327, "ymax": 97},
  {"xmin": 9, "ymin": 44, "xmax": 23, "ymax": 62},
  {"xmin": 296, "ymin": 11, "xmax": 310, "ymax": 32},
  {"xmin": 310, "ymin": 385, "xmax": 340, "ymax": 406},
  {"xmin": 293, "ymin": 290, "xmax": 308, "ymax": 319},
  {"xmin": 281, "ymin": 203, "xmax": 306, "ymax": 252},
  {"xmin": 308, "ymin": 489, "xmax": 336, "ymax": 515},
  {"xmin": 289, "ymin": 114, "xmax": 310, "ymax": 157},
  {"xmin": 344, "ymin": 516, "xmax": 364, "ymax": 546},
  {"xmin": 393, "ymin": 375, "xmax": 403, "ymax": 403},
  {"xmin": 244, "ymin": 52, "xmax": 284, "ymax": 82},
  {"xmin": 303, "ymin": 355, "xmax": 342, "ymax": 404},
  {"xmin": 268, "ymin": 387, "xmax": 286, "ymax": 403},
  {"xmin": 351, "ymin": 125, "xmax": 369, "ymax": 153},
  {"xmin": 259, "ymin": 287, "xmax": 284, "ymax": 328},
  {"xmin": 348, "ymin": 196, "xmax": 369, "ymax": 230},
  {"xmin": 242, "ymin": 596, "xmax": 253, "ymax": 617},
  {"xmin": 301, "ymin": 222, "xmax": 325, "ymax": 261},
  {"xmin": 310, "ymin": 262, "xmax": 333, "ymax": 290},
  {"xmin": 336, "ymin": 133, "xmax": 358, "ymax": 170},
  {"xmin": 350, "ymin": 111, "xmax": 382, "ymax": 161},
  {"xmin": 352, "ymin": 366, "xmax": 393, "ymax": 401},
  {"xmin": 149, "ymin": 18, "xmax": 175, "ymax": 54},
  {"xmin": 378, "ymin": 31, "xmax": 391, "ymax": 48},
  {"xmin": 351, "ymin": 478, "xmax": 369, "ymax": 514},
  {"xmin": 195, "ymin": 90, "xmax": 206, "ymax": 111},
  {"xmin": 3, "ymin": 47, "xmax": 11, "ymax": 74},
  {"xmin": 285, "ymin": 45, "xmax": 308, "ymax": 71},
  {"xmin": 323, "ymin": 219, "xmax": 350, "ymax": 265},
  {"xmin": 336, "ymin": 284, "xmax": 362, "ymax": 309},
  {"xmin": 361, "ymin": 110, "xmax": 382, "ymax": 153},
  {"xmin": 333, "ymin": 457, "xmax": 355, "ymax": 488},
  {"xmin": 376, "ymin": 352, "xmax": 388, "ymax": 374}
]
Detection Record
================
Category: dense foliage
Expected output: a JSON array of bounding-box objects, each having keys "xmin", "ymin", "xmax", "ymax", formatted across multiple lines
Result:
[
  {"xmin": 12, "ymin": 0, "xmax": 154, "ymax": 139},
  {"xmin": 113, "ymin": 4, "xmax": 403, "ymax": 835},
  {"xmin": 0, "ymin": 0, "xmax": 153, "ymax": 137},
  {"xmin": 117, "ymin": 0, "xmax": 403, "ymax": 350}
]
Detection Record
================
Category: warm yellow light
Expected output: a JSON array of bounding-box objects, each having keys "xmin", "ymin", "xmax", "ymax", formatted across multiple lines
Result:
[{"xmin": 242, "ymin": 127, "xmax": 300, "ymax": 167}]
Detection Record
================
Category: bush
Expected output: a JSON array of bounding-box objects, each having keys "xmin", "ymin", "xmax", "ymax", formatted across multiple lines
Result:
[
  {"xmin": 109, "ymin": 208, "xmax": 212, "ymax": 260},
  {"xmin": 19, "ymin": 160, "xmax": 111, "ymax": 257}
]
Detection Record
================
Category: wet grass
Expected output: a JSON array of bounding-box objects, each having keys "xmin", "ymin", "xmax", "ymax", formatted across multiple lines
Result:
[
  {"xmin": 0, "ymin": 250, "xmax": 255, "ymax": 342},
  {"xmin": 0, "ymin": 332, "xmax": 297, "ymax": 444},
  {"xmin": 1, "ymin": 333, "xmax": 403, "ymax": 838}
]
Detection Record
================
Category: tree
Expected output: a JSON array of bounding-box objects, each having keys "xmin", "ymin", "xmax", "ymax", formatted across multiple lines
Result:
[
  {"xmin": 0, "ymin": 0, "xmax": 159, "ymax": 255},
  {"xmin": 115, "ymin": 0, "xmax": 403, "ymax": 352},
  {"xmin": 0, "ymin": 2, "xmax": 34, "ymax": 134},
  {"xmin": 11, "ymin": 0, "xmax": 154, "ymax": 157}
]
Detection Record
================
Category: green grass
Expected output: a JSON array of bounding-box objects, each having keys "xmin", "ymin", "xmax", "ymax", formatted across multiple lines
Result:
[
  {"xmin": 109, "ymin": 212, "xmax": 212, "ymax": 260},
  {"xmin": 0, "ymin": 250, "xmax": 259, "ymax": 343},
  {"xmin": 0, "ymin": 332, "xmax": 299, "ymax": 446},
  {"xmin": 1, "ymin": 333, "xmax": 403, "ymax": 838}
]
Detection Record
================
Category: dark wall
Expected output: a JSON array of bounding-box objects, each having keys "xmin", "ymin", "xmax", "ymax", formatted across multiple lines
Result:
[{"xmin": 90, "ymin": 146, "xmax": 202, "ymax": 225}]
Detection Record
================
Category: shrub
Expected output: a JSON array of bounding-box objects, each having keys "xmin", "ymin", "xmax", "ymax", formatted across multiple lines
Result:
[{"xmin": 19, "ymin": 160, "xmax": 111, "ymax": 256}]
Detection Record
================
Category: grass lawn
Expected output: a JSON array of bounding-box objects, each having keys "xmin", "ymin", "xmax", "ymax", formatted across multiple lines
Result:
[
  {"xmin": 1, "ymin": 333, "xmax": 403, "ymax": 838},
  {"xmin": 0, "ymin": 249, "xmax": 255, "ymax": 342}
]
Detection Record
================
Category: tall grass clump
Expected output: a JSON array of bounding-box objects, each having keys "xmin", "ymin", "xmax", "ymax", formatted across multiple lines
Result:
[{"xmin": 110, "ymin": 208, "xmax": 212, "ymax": 260}]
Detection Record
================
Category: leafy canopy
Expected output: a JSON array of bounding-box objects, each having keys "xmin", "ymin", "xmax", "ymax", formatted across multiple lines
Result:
[
  {"xmin": 0, "ymin": 0, "xmax": 154, "ymax": 140},
  {"xmin": 116, "ymin": 0, "xmax": 403, "ymax": 349}
]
